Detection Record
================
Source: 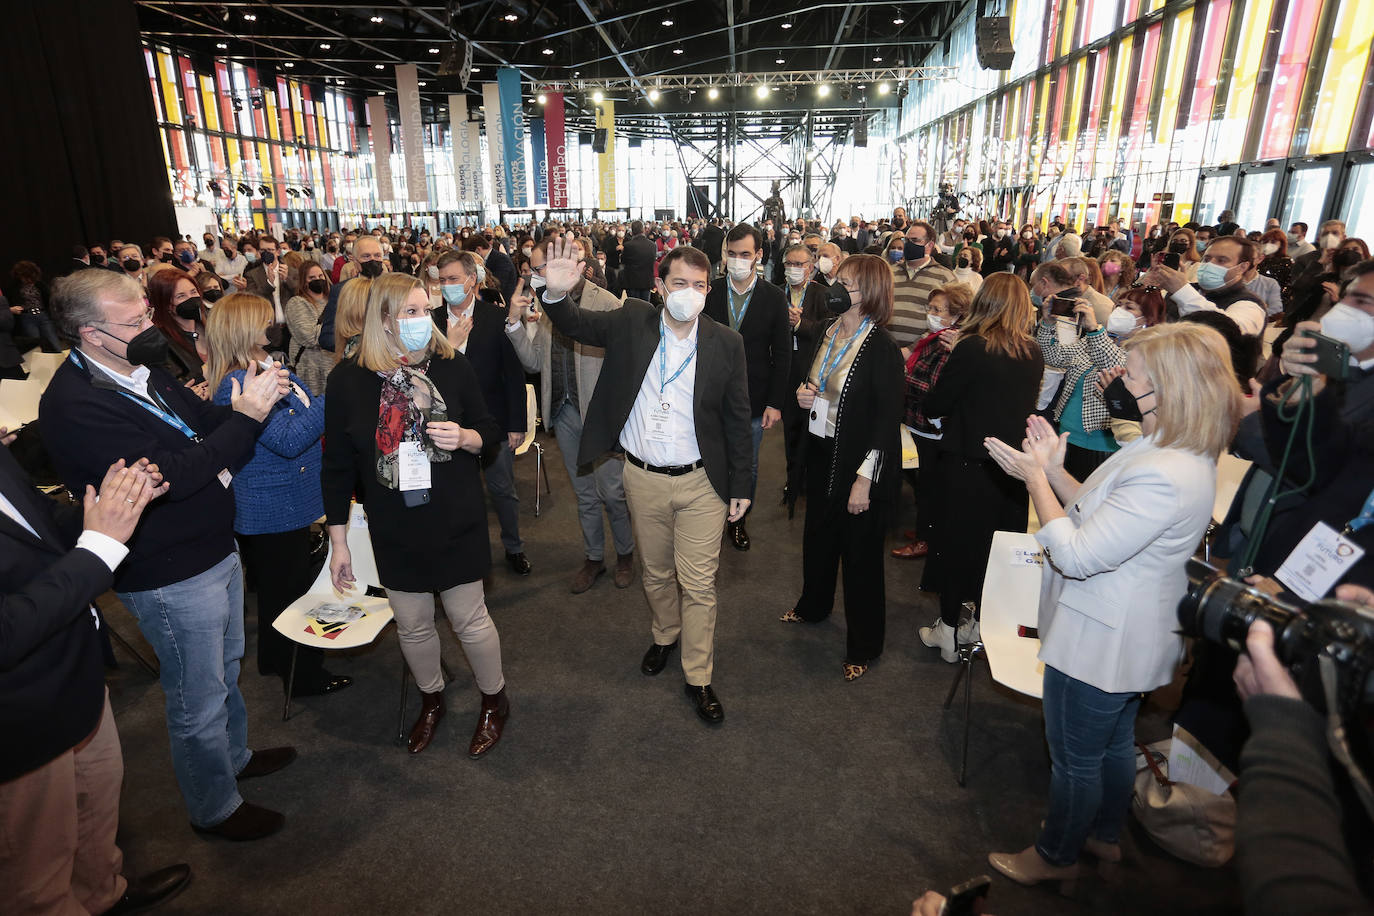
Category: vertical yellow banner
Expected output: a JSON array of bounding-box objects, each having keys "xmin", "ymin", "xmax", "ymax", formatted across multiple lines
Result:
[{"xmin": 596, "ymin": 99, "xmax": 616, "ymax": 209}]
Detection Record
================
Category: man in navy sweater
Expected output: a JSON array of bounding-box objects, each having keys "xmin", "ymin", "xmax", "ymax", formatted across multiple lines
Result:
[
  {"xmin": 0, "ymin": 429, "xmax": 190, "ymax": 913},
  {"xmin": 40, "ymin": 270, "xmax": 297, "ymax": 842}
]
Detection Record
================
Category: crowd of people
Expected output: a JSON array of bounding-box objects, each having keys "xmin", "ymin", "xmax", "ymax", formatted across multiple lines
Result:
[{"xmin": 2, "ymin": 200, "xmax": 1372, "ymax": 914}]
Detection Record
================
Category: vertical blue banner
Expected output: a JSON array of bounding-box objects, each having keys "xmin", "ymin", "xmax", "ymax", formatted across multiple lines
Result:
[
  {"xmin": 496, "ymin": 67, "xmax": 528, "ymax": 208},
  {"xmin": 528, "ymin": 116, "xmax": 548, "ymax": 206}
]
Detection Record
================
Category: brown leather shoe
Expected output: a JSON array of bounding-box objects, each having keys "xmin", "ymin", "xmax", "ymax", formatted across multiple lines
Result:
[
  {"xmin": 407, "ymin": 690, "xmax": 445, "ymax": 754},
  {"xmin": 614, "ymin": 553, "xmax": 634, "ymax": 588},
  {"xmin": 468, "ymin": 688, "xmax": 510, "ymax": 758},
  {"xmin": 891, "ymin": 540, "xmax": 929, "ymax": 559},
  {"xmin": 192, "ymin": 801, "xmax": 285, "ymax": 841},
  {"xmin": 570, "ymin": 559, "xmax": 606, "ymax": 594}
]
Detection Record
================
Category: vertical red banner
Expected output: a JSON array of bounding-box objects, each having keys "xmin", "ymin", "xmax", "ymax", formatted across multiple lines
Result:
[{"xmin": 545, "ymin": 92, "xmax": 568, "ymax": 208}]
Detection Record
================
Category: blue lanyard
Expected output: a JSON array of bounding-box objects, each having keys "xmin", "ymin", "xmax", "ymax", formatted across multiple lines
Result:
[
  {"xmin": 70, "ymin": 350, "xmax": 198, "ymax": 440},
  {"xmin": 1346, "ymin": 488, "xmax": 1374, "ymax": 535},
  {"xmin": 728, "ymin": 281, "xmax": 755, "ymax": 330},
  {"xmin": 658, "ymin": 323, "xmax": 697, "ymax": 401},
  {"xmin": 816, "ymin": 317, "xmax": 871, "ymax": 394}
]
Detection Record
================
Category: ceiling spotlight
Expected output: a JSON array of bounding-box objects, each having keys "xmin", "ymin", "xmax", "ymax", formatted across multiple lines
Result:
[
  {"xmin": 781, "ymin": 20, "xmax": 793, "ymax": 29},
  {"xmin": 775, "ymin": 57, "xmax": 785, "ymax": 64},
  {"xmin": 370, "ymin": 15, "xmax": 383, "ymax": 23},
  {"xmin": 893, "ymin": 16, "xmax": 905, "ymax": 24},
  {"xmin": 707, "ymin": 86, "xmax": 719, "ymax": 100},
  {"xmin": 471, "ymin": 66, "xmax": 482, "ymax": 72},
  {"xmin": 592, "ymin": 89, "xmax": 604, "ymax": 102},
  {"xmin": 542, "ymin": 46, "xmax": 554, "ymax": 55},
  {"xmin": 648, "ymin": 88, "xmax": 660, "ymax": 101},
  {"xmin": 537, "ymin": 93, "xmax": 547, "ymax": 104},
  {"xmin": 428, "ymin": 47, "xmax": 440, "ymax": 54},
  {"xmin": 755, "ymin": 84, "xmax": 769, "ymax": 98},
  {"xmin": 216, "ymin": 42, "xmax": 228, "ymax": 49},
  {"xmin": 319, "ymin": 42, "xmax": 331, "ymax": 49},
  {"xmin": 662, "ymin": 18, "xmax": 674, "ymax": 25},
  {"xmin": 873, "ymin": 56, "xmax": 883, "ymax": 62},
  {"xmin": 417, "ymin": 81, "xmax": 426, "ymax": 87},
  {"xmin": 672, "ymin": 47, "xmax": 684, "ymax": 55},
  {"xmin": 817, "ymin": 83, "xmax": 830, "ymax": 97},
  {"xmin": 243, "ymin": 12, "xmax": 256, "ymax": 21},
  {"xmin": 284, "ymin": 62, "xmax": 294, "ymax": 68},
  {"xmin": 374, "ymin": 64, "xmax": 385, "ymax": 69},
  {"xmin": 878, "ymin": 82, "xmax": 890, "ymax": 94},
  {"xmin": 503, "ymin": 12, "xmax": 519, "ymax": 21}
]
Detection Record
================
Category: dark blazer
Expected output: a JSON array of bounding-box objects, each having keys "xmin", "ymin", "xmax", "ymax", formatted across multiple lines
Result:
[
  {"xmin": 621, "ymin": 234, "xmax": 659, "ymax": 289},
  {"xmin": 789, "ymin": 282, "xmax": 834, "ymax": 386},
  {"xmin": 244, "ymin": 261, "xmax": 297, "ymax": 303},
  {"xmin": 432, "ymin": 299, "xmax": 527, "ymax": 435},
  {"xmin": 695, "ymin": 225, "xmax": 725, "ymax": 266},
  {"xmin": 540, "ymin": 293, "xmax": 753, "ymax": 502},
  {"xmin": 924, "ymin": 335, "xmax": 1044, "ymax": 460},
  {"xmin": 703, "ymin": 276, "xmax": 791, "ymax": 418},
  {"xmin": 0, "ymin": 446, "xmax": 113, "ymax": 781},
  {"xmin": 486, "ymin": 248, "xmax": 519, "ymax": 305},
  {"xmin": 321, "ymin": 354, "xmax": 501, "ymax": 593},
  {"xmin": 39, "ymin": 351, "xmax": 260, "ymax": 592}
]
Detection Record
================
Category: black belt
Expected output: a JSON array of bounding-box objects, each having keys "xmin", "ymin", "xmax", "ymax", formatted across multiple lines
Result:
[{"xmin": 625, "ymin": 452, "xmax": 704, "ymax": 476}]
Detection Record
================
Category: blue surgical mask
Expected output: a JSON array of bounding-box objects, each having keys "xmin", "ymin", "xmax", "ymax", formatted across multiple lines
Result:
[
  {"xmin": 396, "ymin": 316, "xmax": 433, "ymax": 351},
  {"xmin": 887, "ymin": 249, "xmax": 904, "ymax": 264},
  {"xmin": 1196, "ymin": 262, "xmax": 1230, "ymax": 290},
  {"xmin": 1030, "ymin": 292, "xmax": 1045, "ymax": 308},
  {"xmin": 441, "ymin": 283, "xmax": 467, "ymax": 304},
  {"xmin": 244, "ymin": 251, "xmax": 259, "ymax": 263}
]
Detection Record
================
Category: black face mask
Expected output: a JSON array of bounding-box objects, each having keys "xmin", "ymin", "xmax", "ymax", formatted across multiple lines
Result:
[
  {"xmin": 159, "ymin": 251, "xmax": 174, "ymax": 263},
  {"xmin": 1168, "ymin": 240, "xmax": 1190, "ymax": 254},
  {"xmin": 824, "ymin": 284, "xmax": 853, "ymax": 315},
  {"xmin": 1103, "ymin": 376, "xmax": 1154, "ymax": 422},
  {"xmin": 358, "ymin": 260, "xmax": 384, "ymax": 279},
  {"xmin": 100, "ymin": 325, "xmax": 169, "ymax": 367},
  {"xmin": 307, "ymin": 278, "xmax": 328, "ymax": 294},
  {"xmin": 91, "ymin": 253, "xmax": 106, "ymax": 266},
  {"xmin": 175, "ymin": 296, "xmax": 205, "ymax": 321},
  {"xmin": 201, "ymin": 286, "xmax": 224, "ymax": 303},
  {"xmin": 261, "ymin": 250, "xmax": 276, "ymax": 265},
  {"xmin": 122, "ymin": 258, "xmax": 142, "ymax": 273},
  {"xmin": 904, "ymin": 240, "xmax": 927, "ymax": 262}
]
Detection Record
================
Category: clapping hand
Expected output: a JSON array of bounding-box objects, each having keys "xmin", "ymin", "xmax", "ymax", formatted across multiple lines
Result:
[
  {"xmin": 984, "ymin": 415, "xmax": 1067, "ymax": 482},
  {"xmin": 542, "ymin": 236, "xmax": 583, "ymax": 298},
  {"xmin": 1093, "ymin": 366, "xmax": 1126, "ymax": 398},
  {"xmin": 82, "ymin": 458, "xmax": 169, "ymax": 544},
  {"xmin": 230, "ymin": 360, "xmax": 287, "ymax": 422}
]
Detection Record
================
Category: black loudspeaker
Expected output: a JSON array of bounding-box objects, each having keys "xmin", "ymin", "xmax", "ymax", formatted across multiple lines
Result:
[
  {"xmin": 592, "ymin": 128, "xmax": 608, "ymax": 153},
  {"xmin": 854, "ymin": 117, "xmax": 868, "ymax": 148},
  {"xmin": 975, "ymin": 17, "xmax": 1014, "ymax": 70}
]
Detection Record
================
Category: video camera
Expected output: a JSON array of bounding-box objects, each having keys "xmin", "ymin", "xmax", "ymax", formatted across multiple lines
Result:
[{"xmin": 1179, "ymin": 559, "xmax": 1374, "ymax": 719}]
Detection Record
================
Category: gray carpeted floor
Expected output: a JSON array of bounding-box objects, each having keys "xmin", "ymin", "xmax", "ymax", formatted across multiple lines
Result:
[{"xmin": 102, "ymin": 427, "xmax": 1242, "ymax": 915}]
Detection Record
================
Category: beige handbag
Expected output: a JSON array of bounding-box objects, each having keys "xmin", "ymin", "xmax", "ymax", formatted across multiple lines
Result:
[{"xmin": 1132, "ymin": 741, "xmax": 1236, "ymax": 867}]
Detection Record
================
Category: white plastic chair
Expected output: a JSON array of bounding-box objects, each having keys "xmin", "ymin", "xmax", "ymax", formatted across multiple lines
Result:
[
  {"xmin": 513, "ymin": 383, "xmax": 551, "ymax": 516},
  {"xmin": 273, "ymin": 502, "xmax": 393, "ymax": 721},
  {"xmin": 943, "ymin": 530, "xmax": 1047, "ymax": 786},
  {"xmin": 0, "ymin": 350, "xmax": 66, "ymax": 431}
]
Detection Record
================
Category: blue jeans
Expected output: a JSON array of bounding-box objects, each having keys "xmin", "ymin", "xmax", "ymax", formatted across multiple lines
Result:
[
  {"xmin": 1036, "ymin": 665, "xmax": 1141, "ymax": 866},
  {"xmin": 119, "ymin": 553, "xmax": 251, "ymax": 827},
  {"xmin": 747, "ymin": 415, "xmax": 764, "ymax": 507}
]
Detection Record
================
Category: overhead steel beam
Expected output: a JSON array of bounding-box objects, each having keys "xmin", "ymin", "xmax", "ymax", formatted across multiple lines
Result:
[
  {"xmin": 390, "ymin": 0, "xmax": 543, "ymax": 81},
  {"xmin": 538, "ymin": 67, "xmax": 954, "ymax": 92},
  {"xmin": 726, "ymin": 0, "xmax": 737, "ymax": 73},
  {"xmin": 823, "ymin": 3, "xmax": 858, "ymax": 71}
]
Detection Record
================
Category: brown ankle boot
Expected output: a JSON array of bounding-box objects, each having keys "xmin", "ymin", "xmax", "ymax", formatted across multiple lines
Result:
[
  {"xmin": 468, "ymin": 688, "xmax": 510, "ymax": 759},
  {"xmin": 408, "ymin": 690, "xmax": 445, "ymax": 755}
]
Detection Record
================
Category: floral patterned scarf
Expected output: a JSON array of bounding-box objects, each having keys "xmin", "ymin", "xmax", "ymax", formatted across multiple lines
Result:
[{"xmin": 374, "ymin": 360, "xmax": 452, "ymax": 490}]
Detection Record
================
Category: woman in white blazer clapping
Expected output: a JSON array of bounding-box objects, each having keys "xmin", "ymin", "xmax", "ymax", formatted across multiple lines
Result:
[{"xmin": 981, "ymin": 323, "xmax": 1243, "ymax": 893}]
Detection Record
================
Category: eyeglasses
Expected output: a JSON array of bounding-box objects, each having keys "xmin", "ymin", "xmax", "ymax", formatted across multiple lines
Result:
[{"xmin": 97, "ymin": 307, "xmax": 154, "ymax": 331}]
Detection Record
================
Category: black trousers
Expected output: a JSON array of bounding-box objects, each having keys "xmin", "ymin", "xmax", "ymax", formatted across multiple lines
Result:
[
  {"xmin": 781, "ymin": 394, "xmax": 808, "ymax": 501},
  {"xmin": 238, "ymin": 527, "xmax": 325, "ymax": 685},
  {"xmin": 794, "ymin": 435, "xmax": 886, "ymax": 664},
  {"xmin": 927, "ymin": 452, "xmax": 1029, "ymax": 626},
  {"xmin": 911, "ymin": 435, "xmax": 943, "ymax": 542},
  {"xmin": 1063, "ymin": 441, "xmax": 1113, "ymax": 485}
]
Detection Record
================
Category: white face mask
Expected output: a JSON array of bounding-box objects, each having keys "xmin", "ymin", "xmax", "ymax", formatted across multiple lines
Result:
[
  {"xmin": 474, "ymin": 264, "xmax": 487, "ymax": 285},
  {"xmin": 1323, "ymin": 232, "xmax": 1343, "ymax": 250},
  {"xmin": 427, "ymin": 265, "xmax": 440, "ymax": 279},
  {"xmin": 926, "ymin": 313, "xmax": 947, "ymax": 332},
  {"xmin": 529, "ymin": 275, "xmax": 547, "ymax": 290},
  {"xmin": 663, "ymin": 287, "xmax": 706, "ymax": 322},
  {"xmin": 817, "ymin": 256, "xmax": 835, "ymax": 275},
  {"xmin": 1320, "ymin": 303, "xmax": 1374, "ymax": 354},
  {"xmin": 784, "ymin": 265, "xmax": 807, "ymax": 286},
  {"xmin": 1259, "ymin": 242, "xmax": 1279, "ymax": 256},
  {"xmin": 726, "ymin": 256, "xmax": 755, "ymax": 282},
  {"xmin": 1106, "ymin": 307, "xmax": 1142, "ymax": 338}
]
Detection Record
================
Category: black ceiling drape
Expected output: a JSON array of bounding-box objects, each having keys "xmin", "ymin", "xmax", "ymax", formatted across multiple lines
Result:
[{"xmin": 0, "ymin": 0, "xmax": 176, "ymax": 284}]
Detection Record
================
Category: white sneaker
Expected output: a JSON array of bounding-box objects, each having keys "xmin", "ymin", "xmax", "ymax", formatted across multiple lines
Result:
[
  {"xmin": 919, "ymin": 618, "xmax": 959, "ymax": 664},
  {"xmin": 958, "ymin": 618, "xmax": 981, "ymax": 644}
]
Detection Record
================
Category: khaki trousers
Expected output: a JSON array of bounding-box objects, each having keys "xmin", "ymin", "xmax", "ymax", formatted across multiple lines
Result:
[
  {"xmin": 388, "ymin": 581, "xmax": 505, "ymax": 695},
  {"xmin": 0, "ymin": 691, "xmax": 126, "ymax": 915},
  {"xmin": 621, "ymin": 462, "xmax": 728, "ymax": 686}
]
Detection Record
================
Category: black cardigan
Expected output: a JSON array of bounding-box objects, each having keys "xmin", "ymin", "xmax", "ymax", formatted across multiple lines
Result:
[
  {"xmin": 799, "ymin": 319, "xmax": 906, "ymax": 506},
  {"xmin": 321, "ymin": 354, "xmax": 502, "ymax": 593},
  {"xmin": 924, "ymin": 335, "xmax": 1044, "ymax": 461}
]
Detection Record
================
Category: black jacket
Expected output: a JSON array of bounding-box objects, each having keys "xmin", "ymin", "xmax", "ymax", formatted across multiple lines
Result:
[
  {"xmin": 39, "ymin": 351, "xmax": 260, "ymax": 591},
  {"xmin": 432, "ymin": 299, "xmax": 527, "ymax": 435},
  {"xmin": 540, "ymin": 293, "xmax": 753, "ymax": 502},
  {"xmin": 787, "ymin": 283, "xmax": 833, "ymax": 387},
  {"xmin": 703, "ymin": 276, "xmax": 791, "ymax": 418},
  {"xmin": 924, "ymin": 335, "xmax": 1044, "ymax": 460},
  {"xmin": 0, "ymin": 445, "xmax": 113, "ymax": 781},
  {"xmin": 486, "ymin": 248, "xmax": 519, "ymax": 305},
  {"xmin": 695, "ymin": 225, "xmax": 725, "ymax": 266},
  {"xmin": 621, "ymin": 234, "xmax": 659, "ymax": 289},
  {"xmin": 322, "ymin": 355, "xmax": 501, "ymax": 592}
]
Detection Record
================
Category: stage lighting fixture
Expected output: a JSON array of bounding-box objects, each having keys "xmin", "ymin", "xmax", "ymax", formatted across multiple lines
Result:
[
  {"xmin": 286, "ymin": 188, "xmax": 299, "ymax": 197},
  {"xmin": 208, "ymin": 181, "xmax": 222, "ymax": 194},
  {"xmin": 592, "ymin": 89, "xmax": 604, "ymax": 102},
  {"xmin": 755, "ymin": 84, "xmax": 768, "ymax": 98},
  {"xmin": 250, "ymin": 95, "xmax": 264, "ymax": 110},
  {"xmin": 537, "ymin": 93, "xmax": 547, "ymax": 104},
  {"xmin": 678, "ymin": 88, "xmax": 692, "ymax": 103},
  {"xmin": 648, "ymin": 88, "xmax": 660, "ymax": 102},
  {"xmin": 429, "ymin": 48, "xmax": 440, "ymax": 54},
  {"xmin": 503, "ymin": 13, "xmax": 519, "ymax": 21},
  {"xmin": 781, "ymin": 19, "xmax": 793, "ymax": 29},
  {"xmin": 662, "ymin": 18, "xmax": 674, "ymax": 25},
  {"xmin": 284, "ymin": 62, "xmax": 294, "ymax": 68},
  {"xmin": 233, "ymin": 98, "xmax": 244, "ymax": 112},
  {"xmin": 258, "ymin": 185, "xmax": 270, "ymax": 196},
  {"xmin": 374, "ymin": 64, "xmax": 385, "ymax": 70},
  {"xmin": 839, "ymin": 84, "xmax": 852, "ymax": 100},
  {"xmin": 707, "ymin": 86, "xmax": 719, "ymax": 100},
  {"xmin": 216, "ymin": 42, "xmax": 228, "ymax": 49},
  {"xmin": 775, "ymin": 57, "xmax": 784, "ymax": 64},
  {"xmin": 817, "ymin": 83, "xmax": 830, "ymax": 97},
  {"xmin": 418, "ymin": 81, "xmax": 426, "ymax": 87},
  {"xmin": 236, "ymin": 183, "xmax": 251, "ymax": 194},
  {"xmin": 243, "ymin": 13, "xmax": 256, "ymax": 21},
  {"xmin": 319, "ymin": 42, "xmax": 331, "ymax": 49},
  {"xmin": 302, "ymin": 188, "xmax": 314, "ymax": 198},
  {"xmin": 897, "ymin": 82, "xmax": 909, "ymax": 99},
  {"xmin": 542, "ymin": 47, "xmax": 554, "ymax": 55},
  {"xmin": 878, "ymin": 82, "xmax": 890, "ymax": 94},
  {"xmin": 784, "ymin": 85, "xmax": 797, "ymax": 101},
  {"xmin": 894, "ymin": 14, "xmax": 906, "ymax": 24},
  {"xmin": 873, "ymin": 56, "xmax": 883, "ymax": 62},
  {"xmin": 672, "ymin": 47, "xmax": 684, "ymax": 55},
  {"xmin": 370, "ymin": 15, "xmax": 383, "ymax": 23}
]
